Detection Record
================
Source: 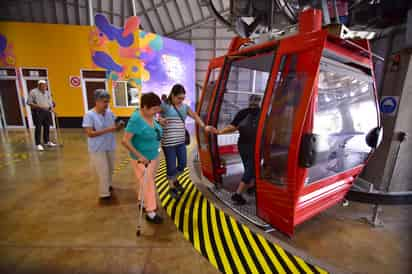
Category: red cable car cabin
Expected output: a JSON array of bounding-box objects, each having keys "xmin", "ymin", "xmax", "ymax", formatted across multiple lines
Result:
[{"xmin": 196, "ymin": 9, "xmax": 382, "ymax": 236}]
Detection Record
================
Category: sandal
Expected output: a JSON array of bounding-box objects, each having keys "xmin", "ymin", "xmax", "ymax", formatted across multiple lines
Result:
[{"xmin": 168, "ymin": 187, "xmax": 181, "ymax": 199}]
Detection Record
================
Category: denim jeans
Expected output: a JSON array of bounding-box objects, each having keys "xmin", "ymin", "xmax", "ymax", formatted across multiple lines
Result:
[
  {"xmin": 162, "ymin": 143, "xmax": 187, "ymax": 181},
  {"xmin": 238, "ymin": 143, "xmax": 255, "ymax": 184}
]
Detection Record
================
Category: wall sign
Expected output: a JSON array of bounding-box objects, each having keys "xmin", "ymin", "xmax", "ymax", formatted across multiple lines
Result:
[
  {"xmin": 380, "ymin": 96, "xmax": 399, "ymax": 116},
  {"xmin": 69, "ymin": 76, "xmax": 81, "ymax": 88}
]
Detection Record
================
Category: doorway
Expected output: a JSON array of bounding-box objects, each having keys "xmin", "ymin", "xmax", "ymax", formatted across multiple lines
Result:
[
  {"xmin": 0, "ymin": 68, "xmax": 26, "ymax": 128},
  {"xmin": 19, "ymin": 68, "xmax": 54, "ymax": 129},
  {"xmin": 80, "ymin": 70, "xmax": 107, "ymax": 113}
]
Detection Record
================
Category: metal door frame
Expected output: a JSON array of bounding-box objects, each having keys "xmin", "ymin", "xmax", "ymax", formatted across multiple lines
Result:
[
  {"xmin": 0, "ymin": 69, "xmax": 27, "ymax": 128},
  {"xmin": 19, "ymin": 67, "xmax": 54, "ymax": 129},
  {"xmin": 80, "ymin": 69, "xmax": 108, "ymax": 114}
]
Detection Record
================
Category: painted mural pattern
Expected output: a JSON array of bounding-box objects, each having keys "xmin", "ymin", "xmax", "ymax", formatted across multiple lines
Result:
[
  {"xmin": 88, "ymin": 14, "xmax": 195, "ymax": 109},
  {"xmin": 89, "ymin": 14, "xmax": 163, "ymax": 89},
  {"xmin": 0, "ymin": 33, "xmax": 16, "ymax": 67}
]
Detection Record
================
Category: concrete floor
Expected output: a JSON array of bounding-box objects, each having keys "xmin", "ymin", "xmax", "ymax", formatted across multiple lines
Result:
[
  {"xmin": 1, "ymin": 129, "xmax": 411, "ymax": 274},
  {"xmin": 193, "ymin": 154, "xmax": 412, "ymax": 274},
  {"xmin": 0, "ymin": 129, "xmax": 219, "ymax": 274}
]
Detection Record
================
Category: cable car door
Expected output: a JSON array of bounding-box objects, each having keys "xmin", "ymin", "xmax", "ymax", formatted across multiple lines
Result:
[
  {"xmin": 196, "ymin": 57, "xmax": 225, "ymax": 184},
  {"xmin": 256, "ymin": 32, "xmax": 326, "ymax": 235}
]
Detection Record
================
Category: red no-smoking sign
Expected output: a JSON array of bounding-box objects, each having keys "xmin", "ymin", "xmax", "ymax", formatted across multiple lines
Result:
[{"xmin": 69, "ymin": 76, "xmax": 81, "ymax": 88}]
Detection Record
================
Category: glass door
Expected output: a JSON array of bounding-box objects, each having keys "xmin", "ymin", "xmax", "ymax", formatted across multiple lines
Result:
[
  {"xmin": 197, "ymin": 65, "xmax": 222, "ymax": 183},
  {"xmin": 209, "ymin": 50, "xmax": 276, "ymax": 189}
]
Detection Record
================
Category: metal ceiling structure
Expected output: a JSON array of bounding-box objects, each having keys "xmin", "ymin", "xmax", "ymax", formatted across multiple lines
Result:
[
  {"xmin": 0, "ymin": 0, "xmax": 236, "ymax": 85},
  {"xmin": 0, "ymin": 0, "xmax": 230, "ymax": 37}
]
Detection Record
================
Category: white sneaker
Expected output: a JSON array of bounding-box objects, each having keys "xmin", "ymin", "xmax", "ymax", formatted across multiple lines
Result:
[
  {"xmin": 36, "ymin": 145, "xmax": 45, "ymax": 151},
  {"xmin": 46, "ymin": 141, "xmax": 57, "ymax": 147}
]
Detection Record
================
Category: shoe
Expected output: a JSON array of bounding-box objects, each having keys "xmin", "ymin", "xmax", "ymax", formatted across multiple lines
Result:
[
  {"xmin": 168, "ymin": 187, "xmax": 181, "ymax": 199},
  {"xmin": 99, "ymin": 195, "xmax": 112, "ymax": 204},
  {"xmin": 231, "ymin": 193, "xmax": 246, "ymax": 205},
  {"xmin": 246, "ymin": 186, "xmax": 256, "ymax": 195},
  {"xmin": 36, "ymin": 144, "xmax": 45, "ymax": 151},
  {"xmin": 175, "ymin": 180, "xmax": 184, "ymax": 193},
  {"xmin": 146, "ymin": 214, "xmax": 163, "ymax": 224},
  {"xmin": 46, "ymin": 141, "xmax": 57, "ymax": 147}
]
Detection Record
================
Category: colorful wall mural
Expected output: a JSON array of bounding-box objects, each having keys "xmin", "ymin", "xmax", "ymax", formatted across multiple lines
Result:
[
  {"xmin": 0, "ymin": 33, "xmax": 16, "ymax": 67},
  {"xmin": 89, "ymin": 14, "xmax": 195, "ymax": 110},
  {"xmin": 0, "ymin": 17, "xmax": 195, "ymax": 120}
]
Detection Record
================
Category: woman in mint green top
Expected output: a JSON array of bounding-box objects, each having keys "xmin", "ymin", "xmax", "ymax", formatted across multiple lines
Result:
[
  {"xmin": 122, "ymin": 92, "xmax": 163, "ymax": 224},
  {"xmin": 126, "ymin": 110, "xmax": 162, "ymax": 161}
]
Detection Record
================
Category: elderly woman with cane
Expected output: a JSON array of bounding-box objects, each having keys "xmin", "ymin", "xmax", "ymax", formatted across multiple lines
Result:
[{"xmin": 122, "ymin": 92, "xmax": 163, "ymax": 224}]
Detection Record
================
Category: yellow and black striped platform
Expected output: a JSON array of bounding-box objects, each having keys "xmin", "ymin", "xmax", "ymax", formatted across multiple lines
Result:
[{"xmin": 155, "ymin": 161, "xmax": 329, "ymax": 274}]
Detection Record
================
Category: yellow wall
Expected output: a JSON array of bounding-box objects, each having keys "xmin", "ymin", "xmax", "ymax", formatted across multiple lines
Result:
[{"xmin": 0, "ymin": 21, "xmax": 135, "ymax": 118}]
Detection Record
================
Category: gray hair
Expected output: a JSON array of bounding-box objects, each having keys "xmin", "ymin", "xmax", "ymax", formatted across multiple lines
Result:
[{"xmin": 94, "ymin": 89, "xmax": 110, "ymax": 101}]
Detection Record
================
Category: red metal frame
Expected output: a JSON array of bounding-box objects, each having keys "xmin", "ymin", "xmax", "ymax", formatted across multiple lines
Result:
[
  {"xmin": 196, "ymin": 8, "xmax": 380, "ymax": 236},
  {"xmin": 196, "ymin": 56, "xmax": 225, "ymax": 182}
]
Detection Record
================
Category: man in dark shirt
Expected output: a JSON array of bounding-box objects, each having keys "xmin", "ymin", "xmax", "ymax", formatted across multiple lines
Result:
[{"xmin": 210, "ymin": 95, "xmax": 261, "ymax": 205}]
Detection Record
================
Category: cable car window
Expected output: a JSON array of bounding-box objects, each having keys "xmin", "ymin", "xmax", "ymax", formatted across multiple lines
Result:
[
  {"xmin": 261, "ymin": 54, "xmax": 306, "ymax": 186},
  {"xmin": 218, "ymin": 52, "xmax": 274, "ymax": 129},
  {"xmin": 307, "ymin": 67, "xmax": 378, "ymax": 184},
  {"xmin": 199, "ymin": 68, "xmax": 220, "ymax": 147}
]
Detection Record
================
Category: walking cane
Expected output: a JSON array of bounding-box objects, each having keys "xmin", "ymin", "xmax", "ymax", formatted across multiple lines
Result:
[
  {"xmin": 53, "ymin": 112, "xmax": 64, "ymax": 147},
  {"xmin": 136, "ymin": 161, "xmax": 150, "ymax": 237}
]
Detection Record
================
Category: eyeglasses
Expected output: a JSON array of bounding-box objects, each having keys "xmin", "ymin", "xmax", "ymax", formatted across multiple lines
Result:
[{"xmin": 155, "ymin": 127, "xmax": 161, "ymax": 141}]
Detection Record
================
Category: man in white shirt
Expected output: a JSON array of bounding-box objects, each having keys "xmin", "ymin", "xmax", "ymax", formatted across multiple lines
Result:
[{"xmin": 27, "ymin": 80, "xmax": 57, "ymax": 151}]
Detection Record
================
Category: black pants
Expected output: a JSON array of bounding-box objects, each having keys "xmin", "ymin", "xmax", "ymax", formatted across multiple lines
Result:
[{"xmin": 32, "ymin": 110, "xmax": 52, "ymax": 145}]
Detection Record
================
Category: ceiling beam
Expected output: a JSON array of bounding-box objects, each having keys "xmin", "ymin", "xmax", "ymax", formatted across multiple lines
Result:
[
  {"xmin": 62, "ymin": 0, "xmax": 69, "ymax": 24},
  {"xmin": 28, "ymin": 0, "xmax": 34, "ymax": 22},
  {"xmin": 97, "ymin": 0, "xmax": 102, "ymax": 13},
  {"xmin": 75, "ymin": 0, "xmax": 81, "ymax": 25},
  {"xmin": 167, "ymin": 9, "xmax": 230, "ymax": 37},
  {"xmin": 121, "ymin": 0, "xmax": 125, "ymax": 26},
  {"xmin": 149, "ymin": 0, "xmax": 166, "ymax": 33},
  {"xmin": 219, "ymin": 0, "xmax": 225, "ymax": 11},
  {"xmin": 16, "ymin": 0, "xmax": 24, "ymax": 22},
  {"xmin": 41, "ymin": 0, "xmax": 47, "ymax": 22},
  {"xmin": 136, "ymin": 0, "xmax": 155, "ymax": 32},
  {"xmin": 52, "ymin": 0, "xmax": 58, "ymax": 23},
  {"xmin": 110, "ymin": 0, "xmax": 114, "ymax": 24},
  {"xmin": 198, "ymin": 0, "xmax": 205, "ymax": 19},
  {"xmin": 184, "ymin": 0, "xmax": 195, "ymax": 23},
  {"xmin": 135, "ymin": 0, "xmax": 174, "ymax": 17},
  {"xmin": 87, "ymin": 0, "xmax": 94, "ymax": 25},
  {"xmin": 173, "ymin": 0, "xmax": 185, "ymax": 28},
  {"xmin": 162, "ymin": 0, "xmax": 176, "ymax": 30}
]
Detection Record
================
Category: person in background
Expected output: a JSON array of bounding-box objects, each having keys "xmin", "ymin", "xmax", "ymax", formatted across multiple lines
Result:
[
  {"xmin": 122, "ymin": 92, "xmax": 164, "ymax": 224},
  {"xmin": 209, "ymin": 95, "xmax": 261, "ymax": 205},
  {"xmin": 161, "ymin": 84, "xmax": 213, "ymax": 198},
  {"xmin": 82, "ymin": 89, "xmax": 124, "ymax": 201},
  {"xmin": 27, "ymin": 80, "xmax": 57, "ymax": 151},
  {"xmin": 161, "ymin": 94, "xmax": 168, "ymax": 103}
]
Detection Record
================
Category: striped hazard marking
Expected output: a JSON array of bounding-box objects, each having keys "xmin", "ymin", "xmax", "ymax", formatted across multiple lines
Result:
[{"xmin": 155, "ymin": 161, "xmax": 329, "ymax": 274}]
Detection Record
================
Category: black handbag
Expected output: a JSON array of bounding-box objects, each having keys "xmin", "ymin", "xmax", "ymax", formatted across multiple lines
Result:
[{"xmin": 172, "ymin": 104, "xmax": 190, "ymax": 146}]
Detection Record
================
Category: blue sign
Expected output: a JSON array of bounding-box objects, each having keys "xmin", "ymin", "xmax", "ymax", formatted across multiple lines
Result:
[{"xmin": 380, "ymin": 96, "xmax": 398, "ymax": 115}]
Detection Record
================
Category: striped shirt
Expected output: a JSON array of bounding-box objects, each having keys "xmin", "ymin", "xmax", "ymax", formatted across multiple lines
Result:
[{"xmin": 161, "ymin": 103, "xmax": 189, "ymax": 147}]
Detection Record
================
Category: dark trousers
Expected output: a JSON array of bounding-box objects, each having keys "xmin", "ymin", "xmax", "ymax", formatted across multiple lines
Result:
[
  {"xmin": 238, "ymin": 143, "xmax": 255, "ymax": 184},
  {"xmin": 162, "ymin": 143, "xmax": 187, "ymax": 181},
  {"xmin": 32, "ymin": 110, "xmax": 52, "ymax": 145}
]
